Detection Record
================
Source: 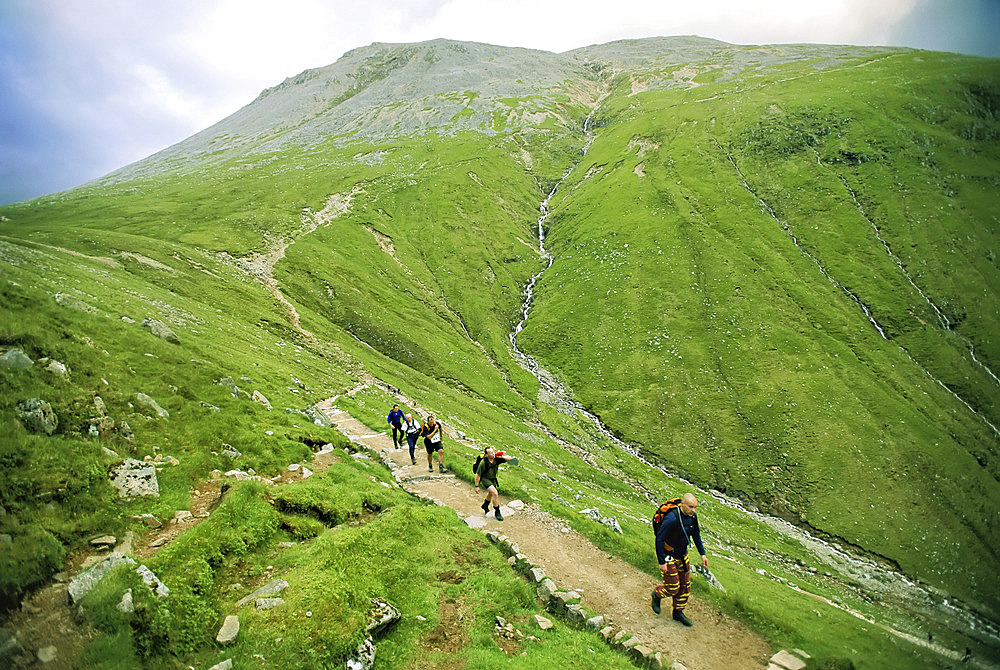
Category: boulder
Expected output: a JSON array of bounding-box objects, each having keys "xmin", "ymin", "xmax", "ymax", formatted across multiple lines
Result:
[
  {"xmin": 252, "ymin": 390, "xmax": 272, "ymax": 410},
  {"xmin": 53, "ymin": 292, "xmax": 96, "ymax": 313},
  {"xmin": 117, "ymin": 589, "xmax": 134, "ymax": 613},
  {"xmin": 134, "ymin": 393, "xmax": 168, "ymax": 419},
  {"xmin": 110, "ymin": 459, "xmax": 159, "ymax": 498},
  {"xmin": 135, "ymin": 564, "xmax": 169, "ymax": 598},
  {"xmin": 15, "ymin": 398, "xmax": 58, "ymax": 435},
  {"xmin": 208, "ymin": 660, "xmax": 233, "ymax": 670},
  {"xmin": 0, "ymin": 627, "xmax": 24, "ymax": 664},
  {"xmin": 237, "ymin": 579, "xmax": 289, "ymax": 607},
  {"xmin": 533, "ymin": 615, "xmax": 553, "ymax": 630},
  {"xmin": 254, "ymin": 597, "xmax": 284, "ymax": 610},
  {"xmin": 0, "ymin": 348, "xmax": 33, "ymax": 370},
  {"xmin": 140, "ymin": 318, "xmax": 179, "ymax": 344},
  {"xmin": 304, "ymin": 406, "xmax": 332, "ymax": 428},
  {"xmin": 217, "ymin": 377, "xmax": 241, "ymax": 398},
  {"xmin": 216, "ymin": 615, "xmax": 239, "ymax": 645},
  {"xmin": 42, "ymin": 359, "xmax": 70, "ymax": 377},
  {"xmin": 68, "ymin": 554, "xmax": 136, "ymax": 605},
  {"xmin": 37, "ymin": 645, "xmax": 57, "ymax": 663}
]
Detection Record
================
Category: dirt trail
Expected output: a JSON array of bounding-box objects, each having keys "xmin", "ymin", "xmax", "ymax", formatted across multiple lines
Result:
[{"xmin": 321, "ymin": 405, "xmax": 774, "ymax": 670}]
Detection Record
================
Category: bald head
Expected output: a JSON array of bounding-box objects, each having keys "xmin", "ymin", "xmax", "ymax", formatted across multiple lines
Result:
[{"xmin": 680, "ymin": 493, "xmax": 699, "ymax": 516}]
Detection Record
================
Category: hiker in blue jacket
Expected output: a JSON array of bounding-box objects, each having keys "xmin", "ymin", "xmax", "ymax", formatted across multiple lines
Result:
[
  {"xmin": 386, "ymin": 404, "xmax": 405, "ymax": 448},
  {"xmin": 651, "ymin": 493, "xmax": 708, "ymax": 627}
]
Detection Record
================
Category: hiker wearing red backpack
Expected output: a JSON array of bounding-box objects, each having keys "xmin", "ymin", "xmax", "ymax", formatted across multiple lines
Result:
[{"xmin": 651, "ymin": 493, "xmax": 708, "ymax": 627}]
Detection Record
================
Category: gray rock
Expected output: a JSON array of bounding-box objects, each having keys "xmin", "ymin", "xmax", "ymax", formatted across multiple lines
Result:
[
  {"xmin": 217, "ymin": 377, "xmax": 241, "ymax": 398},
  {"xmin": 53, "ymin": 292, "xmax": 96, "ymax": 313},
  {"xmin": 221, "ymin": 445, "xmax": 242, "ymax": 459},
  {"xmin": 770, "ymin": 650, "xmax": 807, "ymax": 670},
  {"xmin": 0, "ymin": 628, "xmax": 24, "ymax": 664},
  {"xmin": 90, "ymin": 535, "xmax": 116, "ymax": 547},
  {"xmin": 134, "ymin": 393, "xmax": 168, "ymax": 418},
  {"xmin": 0, "ymin": 349, "xmax": 33, "ymax": 370},
  {"xmin": 304, "ymin": 406, "xmax": 332, "ymax": 427},
  {"xmin": 140, "ymin": 514, "xmax": 162, "ymax": 529},
  {"xmin": 117, "ymin": 589, "xmax": 134, "ymax": 613},
  {"xmin": 254, "ymin": 597, "xmax": 284, "ymax": 610},
  {"xmin": 140, "ymin": 318, "xmax": 179, "ymax": 344},
  {"xmin": 15, "ymin": 398, "xmax": 58, "ymax": 435},
  {"xmin": 207, "ymin": 660, "xmax": 233, "ymax": 670},
  {"xmin": 121, "ymin": 315, "xmax": 136, "ymax": 324},
  {"xmin": 366, "ymin": 598, "xmax": 400, "ymax": 635},
  {"xmin": 94, "ymin": 396, "xmax": 107, "ymax": 416},
  {"xmin": 136, "ymin": 564, "xmax": 169, "ymax": 598},
  {"xmin": 37, "ymin": 645, "xmax": 57, "ymax": 663},
  {"xmin": 216, "ymin": 615, "xmax": 239, "ymax": 645},
  {"xmin": 528, "ymin": 567, "xmax": 546, "ymax": 583},
  {"xmin": 536, "ymin": 578, "xmax": 557, "ymax": 600},
  {"xmin": 43, "ymin": 359, "xmax": 69, "ymax": 377},
  {"xmin": 565, "ymin": 603, "xmax": 585, "ymax": 623},
  {"xmin": 110, "ymin": 459, "xmax": 159, "ymax": 498},
  {"xmin": 237, "ymin": 579, "xmax": 289, "ymax": 607},
  {"xmin": 252, "ymin": 390, "xmax": 272, "ymax": 410},
  {"xmin": 68, "ymin": 554, "xmax": 137, "ymax": 605},
  {"xmin": 533, "ymin": 614, "xmax": 553, "ymax": 630},
  {"xmin": 585, "ymin": 615, "xmax": 605, "ymax": 629},
  {"xmin": 347, "ymin": 635, "xmax": 375, "ymax": 670},
  {"xmin": 224, "ymin": 469, "xmax": 253, "ymax": 481}
]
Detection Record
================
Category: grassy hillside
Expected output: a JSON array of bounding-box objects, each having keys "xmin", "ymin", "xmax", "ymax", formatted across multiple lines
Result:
[
  {"xmin": 517, "ymin": 47, "xmax": 1000, "ymax": 615},
  {"xmin": 1, "ymin": 38, "xmax": 998, "ymax": 667}
]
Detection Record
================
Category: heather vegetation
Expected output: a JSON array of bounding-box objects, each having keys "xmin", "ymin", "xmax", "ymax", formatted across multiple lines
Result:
[{"xmin": 1, "ymin": 38, "xmax": 997, "ymax": 668}]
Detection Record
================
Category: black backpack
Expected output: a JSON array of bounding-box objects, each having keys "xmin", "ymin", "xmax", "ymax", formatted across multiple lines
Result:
[{"xmin": 473, "ymin": 453, "xmax": 499, "ymax": 485}]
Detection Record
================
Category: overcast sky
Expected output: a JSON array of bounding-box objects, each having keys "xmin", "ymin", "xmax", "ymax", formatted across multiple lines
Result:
[{"xmin": 1, "ymin": 0, "xmax": 998, "ymax": 205}]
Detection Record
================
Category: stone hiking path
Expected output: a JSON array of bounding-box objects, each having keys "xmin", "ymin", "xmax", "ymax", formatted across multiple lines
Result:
[{"xmin": 317, "ymin": 400, "xmax": 778, "ymax": 670}]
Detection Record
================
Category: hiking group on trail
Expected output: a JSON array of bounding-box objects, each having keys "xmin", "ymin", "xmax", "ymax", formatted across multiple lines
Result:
[{"xmin": 385, "ymin": 405, "xmax": 710, "ymax": 628}]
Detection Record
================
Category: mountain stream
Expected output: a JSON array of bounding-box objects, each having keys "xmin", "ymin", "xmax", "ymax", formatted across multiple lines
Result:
[{"xmin": 506, "ymin": 110, "xmax": 1000, "ymax": 664}]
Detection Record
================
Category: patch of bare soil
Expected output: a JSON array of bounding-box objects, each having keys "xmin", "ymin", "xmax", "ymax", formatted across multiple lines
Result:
[{"xmin": 332, "ymin": 414, "xmax": 775, "ymax": 670}]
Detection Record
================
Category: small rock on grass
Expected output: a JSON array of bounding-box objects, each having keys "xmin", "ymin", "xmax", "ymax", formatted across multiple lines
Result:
[
  {"xmin": 533, "ymin": 615, "xmax": 553, "ymax": 630},
  {"xmin": 216, "ymin": 615, "xmax": 239, "ymax": 645}
]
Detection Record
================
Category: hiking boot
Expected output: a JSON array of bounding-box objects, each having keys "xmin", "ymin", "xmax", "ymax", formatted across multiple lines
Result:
[
  {"xmin": 672, "ymin": 609, "xmax": 693, "ymax": 627},
  {"xmin": 411, "ymin": 458, "xmax": 416, "ymax": 465},
  {"xmin": 428, "ymin": 466, "xmax": 434, "ymax": 472},
  {"xmin": 438, "ymin": 464, "xmax": 446, "ymax": 473},
  {"xmin": 650, "ymin": 591, "xmax": 662, "ymax": 615},
  {"xmin": 494, "ymin": 508, "xmax": 504, "ymax": 521},
  {"xmin": 481, "ymin": 499, "xmax": 491, "ymax": 514}
]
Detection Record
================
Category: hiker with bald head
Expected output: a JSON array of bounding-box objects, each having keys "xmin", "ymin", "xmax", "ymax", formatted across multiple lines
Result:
[{"xmin": 651, "ymin": 493, "xmax": 708, "ymax": 627}]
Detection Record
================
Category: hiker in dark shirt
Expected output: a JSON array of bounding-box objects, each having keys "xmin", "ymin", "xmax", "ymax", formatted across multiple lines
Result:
[
  {"xmin": 420, "ymin": 414, "xmax": 445, "ymax": 473},
  {"xmin": 474, "ymin": 447, "xmax": 516, "ymax": 521},
  {"xmin": 386, "ymin": 404, "xmax": 405, "ymax": 448},
  {"xmin": 651, "ymin": 493, "xmax": 708, "ymax": 627}
]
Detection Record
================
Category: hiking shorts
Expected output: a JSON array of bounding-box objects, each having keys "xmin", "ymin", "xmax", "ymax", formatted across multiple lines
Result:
[{"xmin": 424, "ymin": 438, "xmax": 442, "ymax": 454}]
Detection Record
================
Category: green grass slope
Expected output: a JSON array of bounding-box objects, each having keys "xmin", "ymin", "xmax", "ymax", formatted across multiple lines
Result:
[
  {"xmin": 518, "ymin": 48, "xmax": 1000, "ymax": 614},
  {"xmin": 1, "ymin": 38, "xmax": 998, "ymax": 668}
]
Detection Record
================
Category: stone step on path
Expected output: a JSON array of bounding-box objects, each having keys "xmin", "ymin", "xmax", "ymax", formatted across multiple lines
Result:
[{"xmin": 326, "ymin": 406, "xmax": 777, "ymax": 670}]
